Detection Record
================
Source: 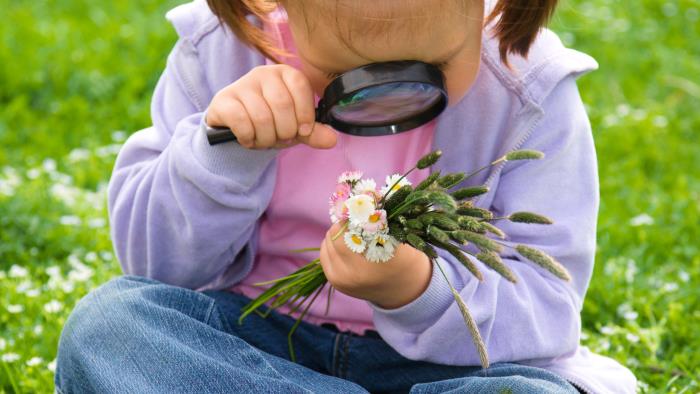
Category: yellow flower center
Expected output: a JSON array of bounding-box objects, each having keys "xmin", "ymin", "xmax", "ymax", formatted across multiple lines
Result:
[
  {"xmin": 376, "ymin": 237, "xmax": 386, "ymax": 246},
  {"xmin": 351, "ymin": 234, "xmax": 363, "ymax": 245},
  {"xmin": 392, "ymin": 184, "xmax": 401, "ymax": 191},
  {"xmin": 369, "ymin": 212, "xmax": 381, "ymax": 223}
]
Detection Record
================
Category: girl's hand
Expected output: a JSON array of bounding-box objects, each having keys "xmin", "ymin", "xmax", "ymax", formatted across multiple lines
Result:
[
  {"xmin": 205, "ymin": 64, "xmax": 337, "ymax": 150},
  {"xmin": 319, "ymin": 221, "xmax": 433, "ymax": 309}
]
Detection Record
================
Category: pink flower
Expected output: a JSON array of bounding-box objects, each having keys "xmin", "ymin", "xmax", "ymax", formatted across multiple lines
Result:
[
  {"xmin": 329, "ymin": 183, "xmax": 352, "ymax": 223},
  {"xmin": 361, "ymin": 209, "xmax": 387, "ymax": 233}
]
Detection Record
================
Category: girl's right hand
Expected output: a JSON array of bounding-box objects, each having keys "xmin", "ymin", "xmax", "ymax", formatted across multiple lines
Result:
[{"xmin": 204, "ymin": 64, "xmax": 338, "ymax": 150}]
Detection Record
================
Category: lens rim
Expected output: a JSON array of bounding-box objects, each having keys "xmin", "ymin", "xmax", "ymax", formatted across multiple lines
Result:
[{"xmin": 314, "ymin": 60, "xmax": 448, "ymax": 137}]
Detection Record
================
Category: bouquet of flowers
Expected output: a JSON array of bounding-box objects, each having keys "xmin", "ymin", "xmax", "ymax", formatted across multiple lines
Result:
[{"xmin": 239, "ymin": 149, "xmax": 571, "ymax": 368}]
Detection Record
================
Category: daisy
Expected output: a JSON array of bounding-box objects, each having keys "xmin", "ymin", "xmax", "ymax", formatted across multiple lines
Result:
[
  {"xmin": 344, "ymin": 230, "xmax": 367, "ymax": 253},
  {"xmin": 352, "ymin": 178, "xmax": 377, "ymax": 195},
  {"xmin": 345, "ymin": 194, "xmax": 375, "ymax": 226},
  {"xmin": 337, "ymin": 170, "xmax": 363, "ymax": 185},
  {"xmin": 329, "ymin": 201, "xmax": 349, "ymax": 224},
  {"xmin": 362, "ymin": 209, "xmax": 388, "ymax": 234},
  {"xmin": 365, "ymin": 233, "xmax": 398, "ymax": 263},
  {"xmin": 380, "ymin": 174, "xmax": 412, "ymax": 200},
  {"xmin": 329, "ymin": 183, "xmax": 352, "ymax": 223}
]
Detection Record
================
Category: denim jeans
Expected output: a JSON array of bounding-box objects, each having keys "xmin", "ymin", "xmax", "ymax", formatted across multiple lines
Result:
[{"xmin": 55, "ymin": 275, "xmax": 582, "ymax": 393}]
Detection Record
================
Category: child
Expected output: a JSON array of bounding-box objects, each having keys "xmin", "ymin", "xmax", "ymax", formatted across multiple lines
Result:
[{"xmin": 55, "ymin": 0, "xmax": 637, "ymax": 393}]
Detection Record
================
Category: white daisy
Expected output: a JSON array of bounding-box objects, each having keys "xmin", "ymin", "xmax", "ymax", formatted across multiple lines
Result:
[
  {"xmin": 337, "ymin": 170, "xmax": 363, "ymax": 185},
  {"xmin": 380, "ymin": 174, "xmax": 412, "ymax": 199},
  {"xmin": 344, "ymin": 230, "xmax": 367, "ymax": 253},
  {"xmin": 352, "ymin": 178, "xmax": 377, "ymax": 195},
  {"xmin": 364, "ymin": 233, "xmax": 398, "ymax": 263},
  {"xmin": 345, "ymin": 194, "xmax": 375, "ymax": 225}
]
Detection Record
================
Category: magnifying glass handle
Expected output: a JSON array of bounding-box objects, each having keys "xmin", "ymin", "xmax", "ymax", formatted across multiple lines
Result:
[
  {"xmin": 206, "ymin": 107, "xmax": 326, "ymax": 146},
  {"xmin": 205, "ymin": 125, "xmax": 238, "ymax": 145}
]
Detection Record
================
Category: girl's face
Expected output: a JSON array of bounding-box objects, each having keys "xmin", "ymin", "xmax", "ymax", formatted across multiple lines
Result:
[{"xmin": 284, "ymin": 0, "xmax": 484, "ymax": 108}]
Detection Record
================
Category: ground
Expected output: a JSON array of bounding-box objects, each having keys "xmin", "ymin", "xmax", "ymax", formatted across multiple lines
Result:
[{"xmin": 0, "ymin": 0, "xmax": 698, "ymax": 392}]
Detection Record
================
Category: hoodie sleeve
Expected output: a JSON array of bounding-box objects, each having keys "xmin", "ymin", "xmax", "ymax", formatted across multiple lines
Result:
[
  {"xmin": 369, "ymin": 74, "xmax": 598, "ymax": 365},
  {"xmin": 107, "ymin": 29, "xmax": 280, "ymax": 290}
]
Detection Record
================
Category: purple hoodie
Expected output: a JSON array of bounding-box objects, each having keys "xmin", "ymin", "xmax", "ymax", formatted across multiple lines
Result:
[{"xmin": 107, "ymin": 1, "xmax": 636, "ymax": 392}]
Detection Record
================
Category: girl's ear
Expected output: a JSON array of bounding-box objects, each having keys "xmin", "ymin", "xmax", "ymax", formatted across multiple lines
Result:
[
  {"xmin": 206, "ymin": 0, "xmax": 291, "ymax": 64},
  {"xmin": 485, "ymin": 0, "xmax": 559, "ymax": 66}
]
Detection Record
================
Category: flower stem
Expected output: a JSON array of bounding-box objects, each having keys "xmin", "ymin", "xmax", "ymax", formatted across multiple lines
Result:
[
  {"xmin": 332, "ymin": 221, "xmax": 349, "ymax": 241},
  {"xmin": 288, "ymin": 282, "xmax": 327, "ymax": 362},
  {"xmin": 433, "ymin": 258, "xmax": 489, "ymax": 369},
  {"xmin": 463, "ymin": 157, "xmax": 506, "ymax": 181}
]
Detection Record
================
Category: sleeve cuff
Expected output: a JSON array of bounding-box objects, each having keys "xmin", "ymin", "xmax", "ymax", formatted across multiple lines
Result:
[
  {"xmin": 369, "ymin": 256, "xmax": 461, "ymax": 333},
  {"xmin": 191, "ymin": 112, "xmax": 280, "ymax": 185}
]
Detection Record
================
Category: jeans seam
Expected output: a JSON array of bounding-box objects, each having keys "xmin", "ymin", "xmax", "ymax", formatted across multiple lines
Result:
[
  {"xmin": 202, "ymin": 298, "xmax": 217, "ymax": 326},
  {"xmin": 342, "ymin": 335, "xmax": 350, "ymax": 379},
  {"xmin": 331, "ymin": 333, "xmax": 342, "ymax": 377}
]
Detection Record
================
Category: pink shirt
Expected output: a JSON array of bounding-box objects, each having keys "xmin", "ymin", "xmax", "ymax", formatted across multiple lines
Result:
[{"xmin": 229, "ymin": 6, "xmax": 436, "ymax": 335}]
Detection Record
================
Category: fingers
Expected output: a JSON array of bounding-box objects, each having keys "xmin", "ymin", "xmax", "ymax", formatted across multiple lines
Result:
[
  {"xmin": 281, "ymin": 68, "xmax": 316, "ymax": 137},
  {"xmin": 236, "ymin": 89, "xmax": 276, "ymax": 149},
  {"xmin": 261, "ymin": 74, "xmax": 298, "ymax": 143}
]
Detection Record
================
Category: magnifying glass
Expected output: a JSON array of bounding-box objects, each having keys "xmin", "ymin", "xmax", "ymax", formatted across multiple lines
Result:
[{"xmin": 205, "ymin": 60, "xmax": 448, "ymax": 145}]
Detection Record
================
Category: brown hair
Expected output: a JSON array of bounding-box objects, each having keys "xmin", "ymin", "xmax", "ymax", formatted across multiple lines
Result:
[{"xmin": 205, "ymin": 0, "xmax": 559, "ymax": 66}]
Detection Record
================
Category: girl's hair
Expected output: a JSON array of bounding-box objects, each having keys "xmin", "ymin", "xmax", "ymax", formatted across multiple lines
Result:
[{"xmin": 205, "ymin": 0, "xmax": 559, "ymax": 66}]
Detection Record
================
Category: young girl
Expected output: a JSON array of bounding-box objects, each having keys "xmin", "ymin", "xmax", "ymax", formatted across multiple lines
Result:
[{"xmin": 55, "ymin": 0, "xmax": 637, "ymax": 393}]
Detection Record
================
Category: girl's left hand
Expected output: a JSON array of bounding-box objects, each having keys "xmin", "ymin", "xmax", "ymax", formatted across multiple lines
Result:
[{"xmin": 319, "ymin": 221, "xmax": 433, "ymax": 309}]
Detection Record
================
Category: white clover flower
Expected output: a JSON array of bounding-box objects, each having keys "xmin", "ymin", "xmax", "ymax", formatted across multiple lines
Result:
[
  {"xmin": 46, "ymin": 266, "xmax": 61, "ymax": 277},
  {"xmin": 0, "ymin": 338, "xmax": 6, "ymax": 350},
  {"xmin": 15, "ymin": 280, "xmax": 32, "ymax": 293},
  {"xmin": 44, "ymin": 300, "xmax": 63, "ymax": 313},
  {"xmin": 48, "ymin": 358, "xmax": 57, "ymax": 372},
  {"xmin": 345, "ymin": 194, "xmax": 376, "ymax": 226},
  {"xmin": 68, "ymin": 148, "xmax": 90, "ymax": 162},
  {"xmin": 61, "ymin": 281, "xmax": 75, "ymax": 293},
  {"xmin": 364, "ymin": 233, "xmax": 398, "ymax": 263},
  {"xmin": 599, "ymin": 325, "xmax": 614, "ymax": 335},
  {"xmin": 380, "ymin": 174, "xmax": 411, "ymax": 199},
  {"xmin": 26, "ymin": 356, "xmax": 43, "ymax": 367},
  {"xmin": 112, "ymin": 130, "xmax": 127, "ymax": 142},
  {"xmin": 33, "ymin": 325, "xmax": 43, "ymax": 335},
  {"xmin": 629, "ymin": 213, "xmax": 654, "ymax": 226},
  {"xmin": 59, "ymin": 215, "xmax": 82, "ymax": 226},
  {"xmin": 337, "ymin": 170, "xmax": 363, "ymax": 185},
  {"xmin": 344, "ymin": 230, "xmax": 367, "ymax": 253},
  {"xmin": 625, "ymin": 333, "xmax": 640, "ymax": 343},
  {"xmin": 352, "ymin": 178, "xmax": 377, "ymax": 195},
  {"xmin": 85, "ymin": 252, "xmax": 98, "ymax": 262},
  {"xmin": 26, "ymin": 288, "xmax": 40, "ymax": 298},
  {"xmin": 42, "ymin": 158, "xmax": 57, "ymax": 172},
  {"xmin": 1, "ymin": 353, "xmax": 20, "ymax": 363},
  {"xmin": 9, "ymin": 264, "xmax": 28, "ymax": 278},
  {"xmin": 7, "ymin": 304, "xmax": 24, "ymax": 314},
  {"xmin": 87, "ymin": 218, "xmax": 106, "ymax": 228},
  {"xmin": 100, "ymin": 251, "xmax": 113, "ymax": 261},
  {"xmin": 27, "ymin": 168, "xmax": 41, "ymax": 180}
]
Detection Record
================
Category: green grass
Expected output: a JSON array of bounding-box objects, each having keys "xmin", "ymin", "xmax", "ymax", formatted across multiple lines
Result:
[{"xmin": 1, "ymin": 0, "xmax": 698, "ymax": 392}]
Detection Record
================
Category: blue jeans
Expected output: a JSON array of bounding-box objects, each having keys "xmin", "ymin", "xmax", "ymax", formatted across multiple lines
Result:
[{"xmin": 55, "ymin": 275, "xmax": 581, "ymax": 393}]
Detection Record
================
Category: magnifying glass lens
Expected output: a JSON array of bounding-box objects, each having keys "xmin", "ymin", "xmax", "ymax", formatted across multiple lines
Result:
[{"xmin": 329, "ymin": 82, "xmax": 443, "ymax": 126}]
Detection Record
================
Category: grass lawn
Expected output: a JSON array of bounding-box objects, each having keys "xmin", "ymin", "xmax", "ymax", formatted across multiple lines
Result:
[{"xmin": 1, "ymin": 0, "xmax": 698, "ymax": 392}]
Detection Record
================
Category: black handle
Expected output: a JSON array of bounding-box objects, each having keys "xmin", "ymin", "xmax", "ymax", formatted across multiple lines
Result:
[{"xmin": 206, "ymin": 126, "xmax": 238, "ymax": 145}]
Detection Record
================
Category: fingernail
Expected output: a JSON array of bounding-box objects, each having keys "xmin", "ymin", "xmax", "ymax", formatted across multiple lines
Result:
[{"xmin": 299, "ymin": 123, "xmax": 312, "ymax": 136}]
